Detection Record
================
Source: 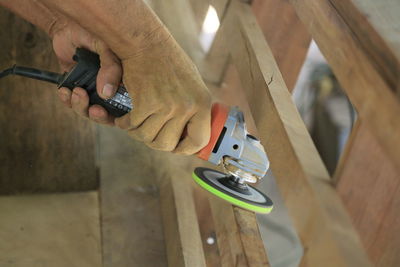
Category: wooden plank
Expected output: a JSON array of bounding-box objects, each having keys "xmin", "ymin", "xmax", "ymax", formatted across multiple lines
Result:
[
  {"xmin": 289, "ymin": 0, "xmax": 400, "ymax": 173},
  {"xmin": 336, "ymin": 120, "xmax": 400, "ymax": 267},
  {"xmin": 251, "ymin": 0, "xmax": 311, "ymax": 92},
  {"xmin": 159, "ymin": 172, "xmax": 207, "ymax": 267},
  {"xmin": 0, "ymin": 192, "xmax": 102, "ymax": 266},
  {"xmin": 196, "ymin": 0, "xmax": 232, "ymax": 85},
  {"xmin": 227, "ymin": 2, "xmax": 371, "ymax": 266},
  {"xmin": 97, "ymin": 124, "xmax": 206, "ymax": 267},
  {"xmin": 198, "ymin": 8, "xmax": 232, "ymax": 85},
  {"xmin": 211, "ymin": 0, "xmax": 231, "ymax": 19},
  {"xmin": 189, "ymin": 0, "xmax": 210, "ymax": 34},
  {"xmin": 96, "ymin": 125, "xmax": 167, "ymax": 267},
  {"xmin": 209, "ymin": 196, "xmax": 270, "ymax": 267},
  {"xmin": 330, "ymin": 0, "xmax": 400, "ymax": 95},
  {"xmin": 192, "ymin": 185, "xmax": 222, "ymax": 267},
  {"xmin": 0, "ymin": 7, "xmax": 97, "ymax": 194},
  {"xmin": 332, "ymin": 120, "xmax": 360, "ymax": 186}
]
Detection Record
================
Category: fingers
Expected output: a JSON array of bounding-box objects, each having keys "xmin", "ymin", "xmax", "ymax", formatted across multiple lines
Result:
[
  {"xmin": 58, "ymin": 87, "xmax": 72, "ymax": 108},
  {"xmin": 174, "ymin": 110, "xmax": 211, "ymax": 155},
  {"xmin": 125, "ymin": 113, "xmax": 172, "ymax": 143},
  {"xmin": 70, "ymin": 87, "xmax": 89, "ymax": 117},
  {"xmin": 147, "ymin": 117, "xmax": 187, "ymax": 152},
  {"xmin": 88, "ymin": 105, "xmax": 115, "ymax": 125},
  {"xmin": 94, "ymin": 41, "xmax": 123, "ymax": 100},
  {"xmin": 115, "ymin": 104, "xmax": 157, "ymax": 131}
]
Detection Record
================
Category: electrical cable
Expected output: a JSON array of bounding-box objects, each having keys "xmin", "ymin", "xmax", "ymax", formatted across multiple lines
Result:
[{"xmin": 0, "ymin": 65, "xmax": 63, "ymax": 84}]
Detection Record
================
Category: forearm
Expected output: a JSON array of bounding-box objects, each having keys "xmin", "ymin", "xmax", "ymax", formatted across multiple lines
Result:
[
  {"xmin": 38, "ymin": 0, "xmax": 172, "ymax": 59},
  {"xmin": 0, "ymin": 0, "xmax": 59, "ymax": 36}
]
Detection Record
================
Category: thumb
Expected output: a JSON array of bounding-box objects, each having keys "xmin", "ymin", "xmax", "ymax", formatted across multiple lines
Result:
[{"xmin": 94, "ymin": 41, "xmax": 123, "ymax": 99}]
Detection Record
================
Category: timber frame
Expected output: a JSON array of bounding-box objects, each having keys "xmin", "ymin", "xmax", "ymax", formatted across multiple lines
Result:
[
  {"xmin": 152, "ymin": 0, "xmax": 400, "ymax": 266},
  {"xmin": 1, "ymin": 0, "xmax": 399, "ymax": 266}
]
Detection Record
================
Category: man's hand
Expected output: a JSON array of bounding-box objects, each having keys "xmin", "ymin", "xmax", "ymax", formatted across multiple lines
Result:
[
  {"xmin": 2, "ymin": 0, "xmax": 213, "ymax": 155},
  {"xmin": 0, "ymin": 0, "xmax": 122, "ymax": 125},
  {"xmin": 115, "ymin": 39, "xmax": 212, "ymax": 155},
  {"xmin": 51, "ymin": 18, "xmax": 122, "ymax": 126}
]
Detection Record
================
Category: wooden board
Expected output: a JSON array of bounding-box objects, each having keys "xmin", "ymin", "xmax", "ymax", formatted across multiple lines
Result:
[
  {"xmin": 226, "ymin": 2, "xmax": 371, "ymax": 266},
  {"xmin": 96, "ymin": 125, "xmax": 167, "ymax": 267},
  {"xmin": 189, "ymin": 0, "xmax": 210, "ymax": 34},
  {"xmin": 209, "ymin": 197, "xmax": 270, "ymax": 267},
  {"xmin": 159, "ymin": 172, "xmax": 206, "ymax": 267},
  {"xmin": 192, "ymin": 185, "xmax": 222, "ymax": 267},
  {"xmin": 0, "ymin": 191, "xmax": 102, "ymax": 266},
  {"xmin": 251, "ymin": 0, "xmax": 310, "ymax": 92},
  {"xmin": 330, "ymin": 0, "xmax": 400, "ymax": 95},
  {"xmin": 289, "ymin": 0, "xmax": 400, "ymax": 173},
  {"xmin": 336, "ymin": 120, "xmax": 400, "ymax": 267},
  {"xmin": 0, "ymin": 7, "xmax": 97, "ymax": 194}
]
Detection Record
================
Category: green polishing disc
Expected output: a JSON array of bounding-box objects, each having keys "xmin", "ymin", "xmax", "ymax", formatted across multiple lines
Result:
[{"xmin": 192, "ymin": 167, "xmax": 273, "ymax": 214}]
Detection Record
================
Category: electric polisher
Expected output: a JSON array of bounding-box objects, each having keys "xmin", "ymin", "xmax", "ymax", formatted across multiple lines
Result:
[
  {"xmin": 0, "ymin": 48, "xmax": 273, "ymax": 214},
  {"xmin": 194, "ymin": 103, "xmax": 273, "ymax": 214}
]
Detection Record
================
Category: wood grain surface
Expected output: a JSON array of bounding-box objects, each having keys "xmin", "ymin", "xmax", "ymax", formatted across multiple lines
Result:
[
  {"xmin": 290, "ymin": 0, "xmax": 400, "ymax": 173},
  {"xmin": 96, "ymin": 125, "xmax": 167, "ymax": 267},
  {"xmin": 336, "ymin": 120, "xmax": 400, "ymax": 267},
  {"xmin": 226, "ymin": 2, "xmax": 371, "ymax": 266},
  {"xmin": 252, "ymin": 0, "xmax": 310, "ymax": 92},
  {"xmin": 0, "ymin": 7, "xmax": 97, "ymax": 194},
  {"xmin": 0, "ymin": 192, "xmax": 102, "ymax": 267},
  {"xmin": 330, "ymin": 0, "xmax": 400, "ymax": 95}
]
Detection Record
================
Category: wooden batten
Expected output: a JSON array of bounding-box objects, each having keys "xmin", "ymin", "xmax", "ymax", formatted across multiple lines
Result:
[
  {"xmin": 289, "ymin": 0, "xmax": 400, "ymax": 174},
  {"xmin": 222, "ymin": 1, "xmax": 372, "ymax": 266}
]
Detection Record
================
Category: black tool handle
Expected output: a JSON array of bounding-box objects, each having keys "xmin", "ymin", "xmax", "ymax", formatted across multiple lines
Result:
[{"xmin": 58, "ymin": 48, "xmax": 132, "ymax": 117}]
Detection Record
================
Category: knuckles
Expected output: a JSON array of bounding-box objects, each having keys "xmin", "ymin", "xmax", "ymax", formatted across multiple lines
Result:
[{"xmin": 148, "ymin": 141, "xmax": 176, "ymax": 152}]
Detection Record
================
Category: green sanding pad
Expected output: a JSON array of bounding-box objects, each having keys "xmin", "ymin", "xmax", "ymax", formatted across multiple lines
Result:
[{"xmin": 192, "ymin": 167, "xmax": 273, "ymax": 214}]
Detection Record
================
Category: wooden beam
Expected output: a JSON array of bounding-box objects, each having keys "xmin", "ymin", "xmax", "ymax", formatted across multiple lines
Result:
[
  {"xmin": 159, "ymin": 171, "xmax": 206, "ymax": 267},
  {"xmin": 335, "ymin": 120, "xmax": 400, "ymax": 267},
  {"xmin": 197, "ymin": 0, "xmax": 232, "ymax": 85},
  {"xmin": 252, "ymin": 0, "xmax": 311, "ymax": 92},
  {"xmin": 330, "ymin": 0, "xmax": 400, "ymax": 95},
  {"xmin": 0, "ymin": 7, "xmax": 97, "ymax": 194},
  {"xmin": 198, "ymin": 9, "xmax": 231, "ymax": 85},
  {"xmin": 209, "ymin": 196, "xmax": 270, "ymax": 267},
  {"xmin": 189, "ymin": 0, "xmax": 210, "ymax": 34},
  {"xmin": 289, "ymin": 0, "xmax": 400, "ymax": 173},
  {"xmin": 96, "ymin": 126, "xmax": 167, "ymax": 267},
  {"xmin": 192, "ymin": 185, "xmax": 222, "ymax": 267},
  {"xmin": 227, "ymin": 2, "xmax": 371, "ymax": 266}
]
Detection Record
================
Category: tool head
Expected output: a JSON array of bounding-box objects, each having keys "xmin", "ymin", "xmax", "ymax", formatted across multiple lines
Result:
[{"xmin": 193, "ymin": 167, "xmax": 273, "ymax": 214}]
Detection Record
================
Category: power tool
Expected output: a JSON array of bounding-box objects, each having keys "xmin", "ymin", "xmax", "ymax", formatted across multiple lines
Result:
[
  {"xmin": 0, "ymin": 48, "xmax": 132, "ymax": 117},
  {"xmin": 0, "ymin": 48, "xmax": 273, "ymax": 214}
]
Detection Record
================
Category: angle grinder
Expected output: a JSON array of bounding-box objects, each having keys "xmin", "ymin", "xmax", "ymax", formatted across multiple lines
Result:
[{"xmin": 0, "ymin": 48, "xmax": 273, "ymax": 214}]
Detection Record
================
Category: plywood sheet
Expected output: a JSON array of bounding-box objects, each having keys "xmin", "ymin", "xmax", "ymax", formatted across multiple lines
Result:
[
  {"xmin": 0, "ymin": 192, "xmax": 101, "ymax": 267},
  {"xmin": 337, "ymin": 121, "xmax": 400, "ymax": 267},
  {"xmin": 96, "ymin": 125, "xmax": 167, "ymax": 267},
  {"xmin": 0, "ymin": 7, "xmax": 97, "ymax": 194}
]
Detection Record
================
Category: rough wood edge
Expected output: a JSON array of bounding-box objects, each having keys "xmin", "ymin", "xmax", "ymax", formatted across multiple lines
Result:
[
  {"xmin": 227, "ymin": 1, "xmax": 372, "ymax": 266},
  {"xmin": 208, "ymin": 195, "xmax": 270, "ymax": 267},
  {"xmin": 159, "ymin": 173, "xmax": 207, "ymax": 267},
  {"xmin": 289, "ymin": 0, "xmax": 400, "ymax": 173}
]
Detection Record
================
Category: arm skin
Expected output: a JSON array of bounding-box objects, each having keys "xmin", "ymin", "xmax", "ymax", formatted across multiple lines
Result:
[
  {"xmin": 36, "ymin": 0, "xmax": 172, "ymax": 59},
  {"xmin": 38, "ymin": 0, "xmax": 212, "ymax": 155},
  {"xmin": 0, "ymin": 0, "xmax": 57, "ymax": 35}
]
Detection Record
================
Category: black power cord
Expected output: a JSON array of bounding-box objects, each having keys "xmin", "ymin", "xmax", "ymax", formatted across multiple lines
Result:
[
  {"xmin": 0, "ymin": 65, "xmax": 62, "ymax": 84},
  {"xmin": 0, "ymin": 48, "xmax": 132, "ymax": 117}
]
